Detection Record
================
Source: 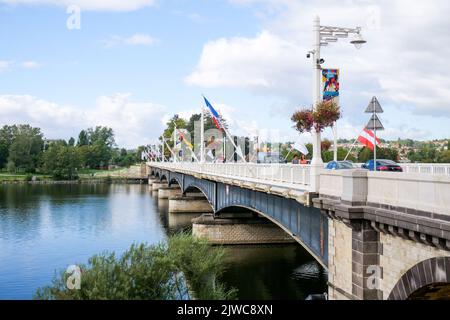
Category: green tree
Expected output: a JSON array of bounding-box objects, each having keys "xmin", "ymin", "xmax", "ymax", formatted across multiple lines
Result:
[
  {"xmin": 42, "ymin": 142, "xmax": 81, "ymax": 180},
  {"xmin": 77, "ymin": 130, "xmax": 89, "ymax": 146},
  {"xmin": 322, "ymin": 147, "xmax": 356, "ymax": 162},
  {"xmin": 35, "ymin": 233, "xmax": 236, "ymax": 300},
  {"xmin": 111, "ymin": 148, "xmax": 137, "ymax": 167},
  {"xmin": 68, "ymin": 137, "xmax": 75, "ymax": 147},
  {"xmin": 438, "ymin": 150, "xmax": 450, "ymax": 163},
  {"xmin": 0, "ymin": 125, "xmax": 14, "ymax": 169},
  {"xmin": 76, "ymin": 127, "xmax": 116, "ymax": 169},
  {"xmin": 186, "ymin": 113, "xmax": 201, "ymax": 134},
  {"xmin": 186, "ymin": 113, "xmax": 228, "ymax": 135},
  {"xmin": 358, "ymin": 146, "xmax": 399, "ymax": 162},
  {"xmin": 87, "ymin": 126, "xmax": 115, "ymax": 148},
  {"xmin": 321, "ymin": 139, "xmax": 332, "ymax": 152},
  {"xmin": 161, "ymin": 114, "xmax": 187, "ymax": 159},
  {"xmin": 7, "ymin": 125, "xmax": 44, "ymax": 173}
]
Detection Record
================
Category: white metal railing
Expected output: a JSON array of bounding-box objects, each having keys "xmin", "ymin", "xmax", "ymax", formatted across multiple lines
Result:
[
  {"xmin": 354, "ymin": 163, "xmax": 450, "ymax": 176},
  {"xmin": 149, "ymin": 162, "xmax": 311, "ymax": 187},
  {"xmin": 399, "ymin": 164, "xmax": 450, "ymax": 176}
]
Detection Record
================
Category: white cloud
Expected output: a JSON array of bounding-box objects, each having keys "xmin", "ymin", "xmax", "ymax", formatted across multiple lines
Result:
[
  {"xmin": 188, "ymin": 0, "xmax": 450, "ymax": 121},
  {"xmin": 21, "ymin": 61, "xmax": 40, "ymax": 69},
  {"xmin": 0, "ymin": 94, "xmax": 166, "ymax": 147},
  {"xmin": 103, "ymin": 34, "xmax": 157, "ymax": 48},
  {"xmin": 0, "ymin": 60, "xmax": 13, "ymax": 72},
  {"xmin": 186, "ymin": 31, "xmax": 307, "ymax": 95},
  {"xmin": 0, "ymin": 0, "xmax": 156, "ymax": 11}
]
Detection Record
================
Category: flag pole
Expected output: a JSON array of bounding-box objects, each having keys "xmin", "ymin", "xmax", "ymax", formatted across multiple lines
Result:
[
  {"xmin": 173, "ymin": 123, "xmax": 199, "ymax": 163},
  {"xmin": 173, "ymin": 122, "xmax": 178, "ymax": 163},
  {"xmin": 202, "ymin": 95, "xmax": 246, "ymax": 162},
  {"xmin": 162, "ymin": 136, "xmax": 177, "ymax": 162},
  {"xmin": 333, "ymin": 122, "xmax": 338, "ymax": 162},
  {"xmin": 344, "ymin": 138, "xmax": 358, "ymax": 161},
  {"xmin": 222, "ymin": 124, "xmax": 246, "ymax": 162},
  {"xmin": 373, "ymin": 109, "xmax": 377, "ymax": 171},
  {"xmin": 284, "ymin": 147, "xmax": 293, "ymax": 162},
  {"xmin": 200, "ymin": 105, "xmax": 205, "ymax": 163}
]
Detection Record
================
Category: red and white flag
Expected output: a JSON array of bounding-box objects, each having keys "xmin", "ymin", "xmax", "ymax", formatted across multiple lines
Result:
[{"xmin": 358, "ymin": 129, "xmax": 381, "ymax": 150}]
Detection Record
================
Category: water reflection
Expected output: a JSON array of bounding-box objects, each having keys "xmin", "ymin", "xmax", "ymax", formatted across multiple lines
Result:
[
  {"xmin": 0, "ymin": 183, "xmax": 327, "ymax": 300},
  {"xmin": 221, "ymin": 245, "xmax": 327, "ymax": 300}
]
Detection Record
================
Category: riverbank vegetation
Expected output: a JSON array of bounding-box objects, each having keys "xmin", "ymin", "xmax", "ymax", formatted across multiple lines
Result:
[
  {"xmin": 0, "ymin": 125, "xmax": 144, "ymax": 180},
  {"xmin": 34, "ymin": 233, "xmax": 236, "ymax": 300}
]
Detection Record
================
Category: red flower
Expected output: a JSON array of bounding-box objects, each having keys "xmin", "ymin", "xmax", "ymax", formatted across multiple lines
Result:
[{"xmin": 291, "ymin": 101, "xmax": 341, "ymax": 133}]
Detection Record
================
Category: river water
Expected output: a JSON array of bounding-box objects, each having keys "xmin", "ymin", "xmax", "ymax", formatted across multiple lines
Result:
[{"xmin": 0, "ymin": 184, "xmax": 327, "ymax": 300}]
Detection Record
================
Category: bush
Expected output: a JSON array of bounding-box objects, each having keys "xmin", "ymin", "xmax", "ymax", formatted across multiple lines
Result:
[
  {"xmin": 25, "ymin": 174, "xmax": 33, "ymax": 182},
  {"xmin": 34, "ymin": 233, "xmax": 236, "ymax": 300}
]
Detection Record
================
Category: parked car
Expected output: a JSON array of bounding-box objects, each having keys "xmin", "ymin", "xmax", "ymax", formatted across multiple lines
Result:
[
  {"xmin": 325, "ymin": 160, "xmax": 355, "ymax": 170},
  {"xmin": 257, "ymin": 153, "xmax": 287, "ymax": 164},
  {"xmin": 361, "ymin": 159, "xmax": 403, "ymax": 172}
]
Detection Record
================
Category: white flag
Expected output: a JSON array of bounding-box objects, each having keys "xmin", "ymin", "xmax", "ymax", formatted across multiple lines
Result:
[
  {"xmin": 206, "ymin": 149, "xmax": 214, "ymax": 160},
  {"xmin": 291, "ymin": 141, "xmax": 309, "ymax": 156}
]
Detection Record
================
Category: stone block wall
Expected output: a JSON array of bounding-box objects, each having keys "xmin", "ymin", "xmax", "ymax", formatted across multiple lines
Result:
[
  {"xmin": 192, "ymin": 215, "xmax": 295, "ymax": 245},
  {"xmin": 168, "ymin": 196, "xmax": 214, "ymax": 213},
  {"xmin": 328, "ymin": 219, "xmax": 353, "ymax": 300},
  {"xmin": 379, "ymin": 232, "xmax": 450, "ymax": 299}
]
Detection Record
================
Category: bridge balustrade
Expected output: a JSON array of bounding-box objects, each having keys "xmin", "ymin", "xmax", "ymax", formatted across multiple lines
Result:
[
  {"xmin": 400, "ymin": 164, "xmax": 450, "ymax": 175},
  {"xmin": 150, "ymin": 162, "xmax": 311, "ymax": 188}
]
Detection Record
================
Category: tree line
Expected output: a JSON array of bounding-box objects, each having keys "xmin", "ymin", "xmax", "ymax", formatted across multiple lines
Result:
[{"xmin": 0, "ymin": 124, "xmax": 143, "ymax": 180}]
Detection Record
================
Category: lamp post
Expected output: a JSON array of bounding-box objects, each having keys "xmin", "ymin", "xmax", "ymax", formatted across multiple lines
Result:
[{"xmin": 309, "ymin": 16, "xmax": 366, "ymax": 192}]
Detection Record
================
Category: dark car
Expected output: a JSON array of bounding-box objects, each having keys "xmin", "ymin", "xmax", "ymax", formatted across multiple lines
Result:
[
  {"xmin": 361, "ymin": 159, "xmax": 403, "ymax": 172},
  {"xmin": 325, "ymin": 160, "xmax": 355, "ymax": 170}
]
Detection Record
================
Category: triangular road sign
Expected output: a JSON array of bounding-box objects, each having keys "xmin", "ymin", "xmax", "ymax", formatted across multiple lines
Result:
[
  {"xmin": 366, "ymin": 114, "xmax": 384, "ymax": 130},
  {"xmin": 365, "ymin": 96, "xmax": 384, "ymax": 113}
]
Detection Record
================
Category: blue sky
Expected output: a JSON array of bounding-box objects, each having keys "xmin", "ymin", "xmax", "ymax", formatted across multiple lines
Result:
[{"xmin": 1, "ymin": 0, "xmax": 449, "ymax": 147}]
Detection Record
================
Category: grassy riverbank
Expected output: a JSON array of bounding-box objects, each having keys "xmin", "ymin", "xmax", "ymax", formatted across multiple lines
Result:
[{"xmin": 0, "ymin": 167, "xmax": 143, "ymax": 183}]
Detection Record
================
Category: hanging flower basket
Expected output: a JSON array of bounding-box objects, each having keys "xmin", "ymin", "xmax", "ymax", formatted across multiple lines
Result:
[{"xmin": 291, "ymin": 100, "xmax": 341, "ymax": 133}]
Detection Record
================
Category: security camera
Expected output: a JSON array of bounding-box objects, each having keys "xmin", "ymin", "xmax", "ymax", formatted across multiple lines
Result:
[
  {"xmin": 317, "ymin": 58, "xmax": 325, "ymax": 65},
  {"xmin": 306, "ymin": 53, "xmax": 311, "ymax": 58}
]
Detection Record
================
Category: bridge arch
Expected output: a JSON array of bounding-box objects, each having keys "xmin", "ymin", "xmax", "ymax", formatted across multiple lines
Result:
[
  {"xmin": 182, "ymin": 176, "xmax": 216, "ymax": 205},
  {"xmin": 168, "ymin": 177, "xmax": 182, "ymax": 188},
  {"xmin": 388, "ymin": 257, "xmax": 450, "ymax": 300},
  {"xmin": 182, "ymin": 185, "xmax": 215, "ymax": 212},
  {"xmin": 215, "ymin": 204, "xmax": 327, "ymax": 269}
]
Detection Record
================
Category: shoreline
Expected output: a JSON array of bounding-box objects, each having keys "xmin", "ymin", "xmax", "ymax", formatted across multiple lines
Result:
[{"xmin": 0, "ymin": 178, "xmax": 148, "ymax": 185}]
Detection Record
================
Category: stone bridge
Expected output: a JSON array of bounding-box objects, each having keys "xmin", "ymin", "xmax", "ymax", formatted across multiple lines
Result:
[{"xmin": 148, "ymin": 162, "xmax": 450, "ymax": 300}]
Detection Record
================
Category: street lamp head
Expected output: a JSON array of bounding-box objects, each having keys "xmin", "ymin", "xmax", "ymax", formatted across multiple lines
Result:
[{"xmin": 350, "ymin": 32, "xmax": 366, "ymax": 49}]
